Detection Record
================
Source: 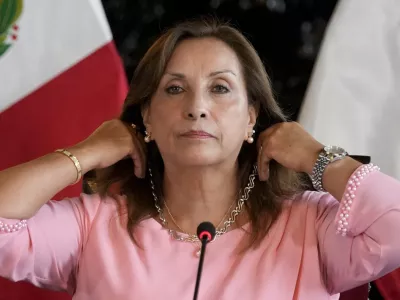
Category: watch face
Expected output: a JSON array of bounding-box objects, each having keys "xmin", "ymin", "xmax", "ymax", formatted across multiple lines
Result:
[{"xmin": 324, "ymin": 145, "xmax": 347, "ymax": 155}]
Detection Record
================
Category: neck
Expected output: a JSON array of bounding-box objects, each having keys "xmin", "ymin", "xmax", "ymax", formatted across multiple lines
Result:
[{"xmin": 162, "ymin": 161, "xmax": 239, "ymax": 235}]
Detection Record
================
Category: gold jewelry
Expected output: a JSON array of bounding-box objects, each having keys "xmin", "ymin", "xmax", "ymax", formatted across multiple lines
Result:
[
  {"xmin": 164, "ymin": 201, "xmax": 235, "ymax": 256},
  {"xmin": 149, "ymin": 165, "xmax": 258, "ymax": 256},
  {"xmin": 55, "ymin": 149, "xmax": 82, "ymax": 185},
  {"xmin": 164, "ymin": 198, "xmax": 236, "ymax": 235}
]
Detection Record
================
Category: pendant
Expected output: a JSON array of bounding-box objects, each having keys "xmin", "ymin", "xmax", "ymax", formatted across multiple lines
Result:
[{"xmin": 195, "ymin": 248, "xmax": 201, "ymax": 257}]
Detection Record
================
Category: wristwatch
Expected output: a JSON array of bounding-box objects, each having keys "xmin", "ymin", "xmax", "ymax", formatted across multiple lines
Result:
[{"xmin": 310, "ymin": 145, "xmax": 348, "ymax": 192}]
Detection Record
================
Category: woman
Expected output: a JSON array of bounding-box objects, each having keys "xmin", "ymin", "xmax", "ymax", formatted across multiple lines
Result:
[{"xmin": 1, "ymin": 19, "xmax": 400, "ymax": 300}]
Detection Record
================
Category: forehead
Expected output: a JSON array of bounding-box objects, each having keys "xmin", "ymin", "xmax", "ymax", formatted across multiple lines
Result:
[{"xmin": 166, "ymin": 37, "xmax": 242, "ymax": 74}]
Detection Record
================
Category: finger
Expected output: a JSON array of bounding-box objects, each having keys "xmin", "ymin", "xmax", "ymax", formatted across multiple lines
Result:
[
  {"xmin": 257, "ymin": 144, "xmax": 271, "ymax": 181},
  {"xmin": 256, "ymin": 125, "xmax": 275, "ymax": 151},
  {"xmin": 123, "ymin": 122, "xmax": 148, "ymax": 178},
  {"xmin": 131, "ymin": 136, "xmax": 147, "ymax": 178},
  {"xmin": 125, "ymin": 124, "xmax": 147, "ymax": 178}
]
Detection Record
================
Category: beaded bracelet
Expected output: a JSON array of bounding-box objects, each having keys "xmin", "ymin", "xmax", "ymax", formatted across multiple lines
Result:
[{"xmin": 336, "ymin": 163, "xmax": 380, "ymax": 236}]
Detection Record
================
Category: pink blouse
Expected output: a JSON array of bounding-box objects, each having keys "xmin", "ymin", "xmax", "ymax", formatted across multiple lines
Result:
[{"xmin": 1, "ymin": 164, "xmax": 400, "ymax": 299}]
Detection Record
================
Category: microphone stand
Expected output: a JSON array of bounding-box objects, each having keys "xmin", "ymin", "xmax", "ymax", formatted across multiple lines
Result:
[{"xmin": 193, "ymin": 237, "xmax": 208, "ymax": 300}]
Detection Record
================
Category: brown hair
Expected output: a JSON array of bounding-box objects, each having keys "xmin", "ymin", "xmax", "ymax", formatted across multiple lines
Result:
[{"xmin": 94, "ymin": 17, "xmax": 307, "ymax": 248}]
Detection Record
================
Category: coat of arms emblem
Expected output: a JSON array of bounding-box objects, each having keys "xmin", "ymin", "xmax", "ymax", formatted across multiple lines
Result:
[{"xmin": 0, "ymin": 0, "xmax": 23, "ymax": 57}]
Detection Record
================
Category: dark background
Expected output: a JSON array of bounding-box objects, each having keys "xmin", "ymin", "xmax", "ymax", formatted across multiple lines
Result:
[{"xmin": 101, "ymin": 0, "xmax": 338, "ymax": 120}]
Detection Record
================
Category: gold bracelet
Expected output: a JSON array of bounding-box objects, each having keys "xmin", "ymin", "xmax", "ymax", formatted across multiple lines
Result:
[{"xmin": 55, "ymin": 149, "xmax": 83, "ymax": 185}]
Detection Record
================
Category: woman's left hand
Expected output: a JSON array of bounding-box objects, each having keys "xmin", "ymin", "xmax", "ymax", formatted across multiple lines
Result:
[{"xmin": 257, "ymin": 122, "xmax": 324, "ymax": 181}]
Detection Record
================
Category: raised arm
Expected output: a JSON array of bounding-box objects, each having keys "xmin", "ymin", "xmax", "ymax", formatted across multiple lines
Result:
[
  {"xmin": 0, "ymin": 146, "xmax": 96, "ymax": 219},
  {"xmin": 0, "ymin": 119, "xmax": 145, "ymax": 220},
  {"xmin": 255, "ymin": 121, "xmax": 400, "ymax": 293},
  {"xmin": 316, "ymin": 163, "xmax": 400, "ymax": 293},
  {"xmin": 0, "ymin": 120, "xmax": 145, "ymax": 291}
]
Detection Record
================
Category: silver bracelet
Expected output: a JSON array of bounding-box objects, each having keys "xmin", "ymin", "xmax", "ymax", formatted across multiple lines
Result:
[{"xmin": 310, "ymin": 152, "xmax": 331, "ymax": 192}]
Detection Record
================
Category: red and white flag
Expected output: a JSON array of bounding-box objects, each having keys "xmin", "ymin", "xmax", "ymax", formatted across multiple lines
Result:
[{"xmin": 0, "ymin": 0, "xmax": 127, "ymax": 299}]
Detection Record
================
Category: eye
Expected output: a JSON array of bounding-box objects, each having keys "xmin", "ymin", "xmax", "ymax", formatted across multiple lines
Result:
[
  {"xmin": 165, "ymin": 85, "xmax": 184, "ymax": 95},
  {"xmin": 212, "ymin": 84, "xmax": 230, "ymax": 94}
]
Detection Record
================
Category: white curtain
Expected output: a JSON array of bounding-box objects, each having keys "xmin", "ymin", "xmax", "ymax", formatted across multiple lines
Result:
[{"xmin": 298, "ymin": 0, "xmax": 400, "ymax": 179}]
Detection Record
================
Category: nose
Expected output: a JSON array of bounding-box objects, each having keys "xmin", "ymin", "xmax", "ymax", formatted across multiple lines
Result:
[
  {"xmin": 186, "ymin": 111, "xmax": 207, "ymax": 119},
  {"xmin": 183, "ymin": 92, "xmax": 209, "ymax": 120}
]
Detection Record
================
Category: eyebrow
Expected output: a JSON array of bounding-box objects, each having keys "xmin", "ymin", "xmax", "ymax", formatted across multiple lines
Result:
[{"xmin": 164, "ymin": 69, "xmax": 237, "ymax": 78}]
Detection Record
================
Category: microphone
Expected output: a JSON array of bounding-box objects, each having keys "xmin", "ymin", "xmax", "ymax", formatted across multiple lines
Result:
[{"xmin": 193, "ymin": 222, "xmax": 216, "ymax": 300}]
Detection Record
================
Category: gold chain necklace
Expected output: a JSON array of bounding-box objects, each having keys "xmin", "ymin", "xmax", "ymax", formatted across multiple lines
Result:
[
  {"xmin": 149, "ymin": 165, "xmax": 257, "ymax": 256},
  {"xmin": 163, "ymin": 198, "xmax": 236, "ymax": 237}
]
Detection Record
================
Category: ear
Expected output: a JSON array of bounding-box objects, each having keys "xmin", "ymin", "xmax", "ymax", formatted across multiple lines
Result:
[
  {"xmin": 141, "ymin": 105, "xmax": 151, "ymax": 129},
  {"xmin": 244, "ymin": 105, "xmax": 257, "ymax": 141},
  {"xmin": 248, "ymin": 105, "xmax": 257, "ymax": 128}
]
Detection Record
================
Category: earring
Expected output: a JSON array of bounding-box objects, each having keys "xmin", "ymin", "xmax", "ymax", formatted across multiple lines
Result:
[
  {"xmin": 247, "ymin": 130, "xmax": 255, "ymax": 144},
  {"xmin": 144, "ymin": 130, "xmax": 151, "ymax": 143}
]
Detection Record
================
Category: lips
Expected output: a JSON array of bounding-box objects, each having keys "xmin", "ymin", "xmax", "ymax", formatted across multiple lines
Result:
[{"xmin": 181, "ymin": 130, "xmax": 214, "ymax": 138}]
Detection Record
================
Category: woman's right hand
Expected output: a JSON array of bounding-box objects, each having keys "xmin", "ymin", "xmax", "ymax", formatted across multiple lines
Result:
[{"xmin": 71, "ymin": 120, "xmax": 147, "ymax": 178}]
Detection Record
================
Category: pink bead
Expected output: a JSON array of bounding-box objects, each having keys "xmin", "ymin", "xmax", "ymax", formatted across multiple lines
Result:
[
  {"xmin": 336, "ymin": 163, "xmax": 379, "ymax": 237},
  {"xmin": 0, "ymin": 219, "xmax": 27, "ymax": 233}
]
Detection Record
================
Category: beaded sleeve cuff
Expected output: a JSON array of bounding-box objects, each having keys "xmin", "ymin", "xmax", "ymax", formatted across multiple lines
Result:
[
  {"xmin": 336, "ymin": 163, "xmax": 380, "ymax": 237},
  {"xmin": 0, "ymin": 219, "xmax": 27, "ymax": 233}
]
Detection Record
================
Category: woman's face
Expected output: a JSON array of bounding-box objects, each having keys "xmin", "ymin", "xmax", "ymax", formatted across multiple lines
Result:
[{"xmin": 143, "ymin": 37, "xmax": 256, "ymax": 168}]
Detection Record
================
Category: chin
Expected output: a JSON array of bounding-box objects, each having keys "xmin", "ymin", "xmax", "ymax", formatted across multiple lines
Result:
[
  {"xmin": 179, "ymin": 153, "xmax": 222, "ymax": 167},
  {"xmin": 165, "ymin": 148, "xmax": 224, "ymax": 167}
]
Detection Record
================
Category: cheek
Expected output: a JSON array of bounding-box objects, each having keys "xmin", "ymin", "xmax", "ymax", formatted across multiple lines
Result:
[
  {"xmin": 215, "ymin": 102, "xmax": 249, "ymax": 140},
  {"xmin": 149, "ymin": 102, "xmax": 179, "ymax": 137}
]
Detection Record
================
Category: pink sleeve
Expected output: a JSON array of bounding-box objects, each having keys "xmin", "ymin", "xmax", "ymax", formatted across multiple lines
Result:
[
  {"xmin": 0, "ymin": 193, "xmax": 102, "ymax": 294},
  {"xmin": 316, "ymin": 164, "xmax": 400, "ymax": 294}
]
